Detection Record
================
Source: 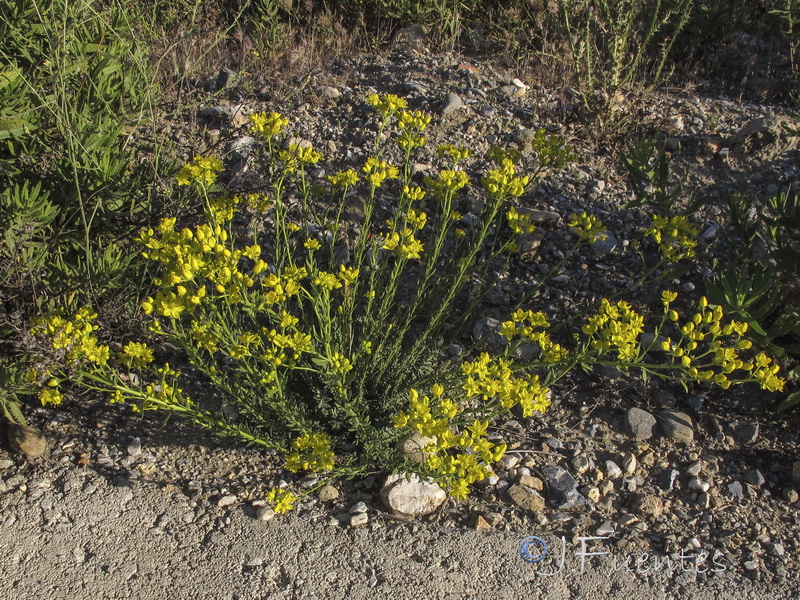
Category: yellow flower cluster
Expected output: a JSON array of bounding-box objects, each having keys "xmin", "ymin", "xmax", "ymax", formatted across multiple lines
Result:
[
  {"xmin": 327, "ymin": 169, "xmax": 360, "ymax": 188},
  {"xmin": 658, "ymin": 296, "xmax": 785, "ymax": 391},
  {"xmin": 461, "ymin": 353, "xmax": 552, "ymax": 417},
  {"xmin": 262, "ymin": 266, "xmax": 306, "ymax": 305},
  {"xmin": 249, "ymin": 111, "xmax": 289, "ymax": 139},
  {"xmin": 119, "ymin": 342, "xmax": 155, "ymax": 369},
  {"xmin": 499, "ymin": 309, "xmax": 568, "ymax": 363},
  {"xmin": 437, "ymin": 144, "xmax": 473, "ymax": 164},
  {"xmin": 645, "ymin": 214, "xmax": 699, "ymax": 261},
  {"xmin": 207, "ymin": 194, "xmax": 270, "ymax": 223},
  {"xmin": 397, "ymin": 109, "xmax": 431, "ymax": 150},
  {"xmin": 582, "ymin": 299, "xmax": 644, "ymax": 361},
  {"xmin": 363, "ymin": 157, "xmax": 400, "ymax": 188},
  {"xmin": 175, "ymin": 155, "xmax": 223, "ymax": 187},
  {"xmin": 568, "ymin": 211, "xmax": 607, "ymax": 243},
  {"xmin": 426, "ymin": 169, "xmax": 470, "ymax": 200},
  {"xmin": 30, "ymin": 308, "xmax": 110, "ymax": 367},
  {"xmin": 285, "ymin": 432, "xmax": 336, "ymax": 472},
  {"xmin": 139, "ymin": 218, "xmax": 261, "ymax": 317},
  {"xmin": 382, "ymin": 228, "xmax": 424, "ymax": 259},
  {"xmin": 367, "ymin": 93, "xmax": 408, "ymax": 118},
  {"xmin": 482, "ymin": 158, "xmax": 530, "ymax": 198},
  {"xmin": 267, "ymin": 487, "xmax": 297, "ymax": 514},
  {"xmin": 392, "ymin": 388, "xmax": 507, "ymax": 500},
  {"xmin": 279, "ymin": 144, "xmax": 323, "ymax": 174},
  {"xmin": 506, "ymin": 206, "xmax": 536, "ymax": 234}
]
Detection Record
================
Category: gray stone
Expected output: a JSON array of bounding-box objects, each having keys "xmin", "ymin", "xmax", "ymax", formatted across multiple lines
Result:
[
  {"xmin": 626, "ymin": 408, "xmax": 658, "ymax": 440},
  {"xmin": 507, "ymin": 484, "xmax": 546, "ymax": 512},
  {"xmin": 350, "ymin": 501, "xmax": 369, "ymax": 514},
  {"xmin": 472, "ymin": 317, "xmax": 507, "ymax": 351},
  {"xmin": 126, "ymin": 438, "xmax": 142, "ymax": 457},
  {"xmin": 783, "ymin": 487, "xmax": 798, "ymax": 503},
  {"xmin": 215, "ymin": 67, "xmax": 237, "ymax": 90},
  {"xmin": 318, "ymin": 484, "xmax": 339, "ymax": 502},
  {"xmin": 396, "ymin": 433, "xmax": 436, "ymax": 464},
  {"xmin": 8, "ymin": 424, "xmax": 47, "ymax": 459},
  {"xmin": 622, "ymin": 454, "xmax": 637, "ymax": 477},
  {"xmin": 591, "ymin": 231, "xmax": 617, "ymax": 257},
  {"xmin": 380, "ymin": 473, "xmax": 446, "ymax": 516},
  {"xmin": 540, "ymin": 464, "xmax": 588, "ymax": 509},
  {"xmin": 686, "ymin": 462, "xmax": 702, "ymax": 477},
  {"xmin": 315, "ymin": 85, "xmax": 340, "ymax": 99},
  {"xmin": 217, "ymin": 495, "xmax": 237, "ymax": 507},
  {"xmin": 632, "ymin": 495, "xmax": 664, "ymax": 519},
  {"xmin": 441, "ymin": 92, "xmax": 464, "ymax": 116},
  {"xmin": 350, "ymin": 513, "xmax": 369, "ymax": 527},
  {"xmin": 605, "ymin": 460, "xmax": 623, "ymax": 479},
  {"xmin": 596, "ymin": 520, "xmax": 615, "ymax": 536},
  {"xmin": 657, "ymin": 410, "xmax": 694, "ymax": 443},
  {"xmin": 517, "ymin": 208, "xmax": 561, "ymax": 225},
  {"xmin": 512, "ymin": 128, "xmax": 537, "ymax": 145},
  {"xmin": 255, "ymin": 506, "xmax": 275, "ymax": 521},
  {"xmin": 732, "ymin": 421, "xmax": 759, "ymax": 444},
  {"xmin": 571, "ymin": 455, "xmax": 591, "ymax": 475},
  {"xmin": 744, "ymin": 469, "xmax": 766, "ymax": 487},
  {"xmin": 726, "ymin": 481, "xmax": 744, "ymax": 499}
]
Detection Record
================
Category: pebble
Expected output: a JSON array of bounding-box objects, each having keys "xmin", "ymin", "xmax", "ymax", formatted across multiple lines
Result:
[
  {"xmin": 596, "ymin": 521, "xmax": 616, "ymax": 536},
  {"xmin": 380, "ymin": 473, "xmax": 446, "ymax": 516},
  {"xmin": 217, "ymin": 495, "xmax": 237, "ymax": 507},
  {"xmin": 350, "ymin": 501, "xmax": 369, "ymax": 514},
  {"xmin": 732, "ymin": 421, "xmax": 759, "ymax": 444},
  {"xmin": 507, "ymin": 484, "xmax": 546, "ymax": 512},
  {"xmin": 8, "ymin": 424, "xmax": 48, "ymax": 458},
  {"xmin": 783, "ymin": 487, "xmax": 798, "ymax": 503},
  {"xmin": 350, "ymin": 513, "xmax": 369, "ymax": 527},
  {"xmin": 622, "ymin": 454, "xmax": 637, "ymax": 477},
  {"xmin": 686, "ymin": 462, "xmax": 702, "ymax": 477},
  {"xmin": 689, "ymin": 478, "xmax": 711, "ymax": 492},
  {"xmin": 496, "ymin": 455, "xmax": 519, "ymax": 471},
  {"xmin": 657, "ymin": 410, "xmax": 695, "ymax": 443},
  {"xmin": 626, "ymin": 408, "xmax": 658, "ymax": 440},
  {"xmin": 744, "ymin": 469, "xmax": 766, "ymax": 487},
  {"xmin": 318, "ymin": 484, "xmax": 339, "ymax": 502},
  {"xmin": 727, "ymin": 481, "xmax": 744, "ymax": 499},
  {"xmin": 571, "ymin": 455, "xmax": 590, "ymax": 474},
  {"xmin": 315, "ymin": 85, "xmax": 340, "ymax": 99},
  {"xmin": 605, "ymin": 460, "xmax": 623, "ymax": 479},
  {"xmin": 126, "ymin": 438, "xmax": 142, "ymax": 457},
  {"xmin": 540, "ymin": 464, "xmax": 588, "ymax": 509},
  {"xmin": 517, "ymin": 474, "xmax": 544, "ymax": 490},
  {"xmin": 255, "ymin": 506, "xmax": 275, "ymax": 521},
  {"xmin": 441, "ymin": 92, "xmax": 464, "ymax": 116}
]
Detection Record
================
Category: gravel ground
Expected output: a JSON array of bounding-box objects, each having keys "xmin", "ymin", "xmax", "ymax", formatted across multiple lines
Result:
[{"xmin": 2, "ymin": 31, "xmax": 800, "ymax": 599}]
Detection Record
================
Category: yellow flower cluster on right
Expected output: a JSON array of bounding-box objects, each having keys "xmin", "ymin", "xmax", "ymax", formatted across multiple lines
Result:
[
  {"xmin": 658, "ymin": 295, "xmax": 785, "ymax": 391},
  {"xmin": 568, "ymin": 211, "xmax": 607, "ymax": 243}
]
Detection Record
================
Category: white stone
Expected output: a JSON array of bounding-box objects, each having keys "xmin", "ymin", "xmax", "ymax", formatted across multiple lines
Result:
[{"xmin": 380, "ymin": 473, "xmax": 446, "ymax": 516}]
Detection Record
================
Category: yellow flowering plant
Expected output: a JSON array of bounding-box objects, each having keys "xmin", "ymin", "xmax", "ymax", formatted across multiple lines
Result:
[{"xmin": 27, "ymin": 94, "xmax": 787, "ymax": 510}]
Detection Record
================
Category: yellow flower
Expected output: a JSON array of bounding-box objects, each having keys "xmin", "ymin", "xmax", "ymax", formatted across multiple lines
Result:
[{"xmin": 266, "ymin": 488, "xmax": 297, "ymax": 514}]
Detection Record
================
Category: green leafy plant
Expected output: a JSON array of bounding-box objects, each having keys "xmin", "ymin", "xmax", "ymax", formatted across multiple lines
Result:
[{"xmin": 28, "ymin": 95, "xmax": 788, "ymax": 511}]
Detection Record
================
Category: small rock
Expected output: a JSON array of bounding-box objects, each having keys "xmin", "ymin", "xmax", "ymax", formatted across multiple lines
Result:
[
  {"xmin": 689, "ymin": 478, "xmax": 711, "ymax": 492},
  {"xmin": 126, "ymin": 438, "xmax": 142, "ymax": 457},
  {"xmin": 626, "ymin": 408, "xmax": 658, "ymax": 440},
  {"xmin": 519, "ymin": 209, "xmax": 561, "ymax": 225},
  {"xmin": 315, "ymin": 85, "xmax": 340, "ymax": 99},
  {"xmin": 581, "ymin": 486, "xmax": 601, "ymax": 503},
  {"xmin": 255, "ymin": 506, "xmax": 275, "ymax": 521},
  {"xmin": 726, "ymin": 481, "xmax": 744, "ymax": 499},
  {"xmin": 657, "ymin": 410, "xmax": 694, "ymax": 443},
  {"xmin": 380, "ymin": 473, "xmax": 446, "ymax": 516},
  {"xmin": 7, "ymin": 424, "xmax": 47, "ymax": 458},
  {"xmin": 473, "ymin": 317, "xmax": 506, "ymax": 351},
  {"xmin": 685, "ymin": 396, "xmax": 705, "ymax": 411},
  {"xmin": 518, "ymin": 474, "xmax": 544, "ymax": 490},
  {"xmin": 350, "ymin": 501, "xmax": 369, "ymax": 514},
  {"xmin": 0, "ymin": 459, "xmax": 13, "ymax": 469},
  {"xmin": 540, "ymin": 464, "xmax": 588, "ymax": 509},
  {"xmin": 572, "ymin": 455, "xmax": 591, "ymax": 475},
  {"xmin": 622, "ymin": 454, "xmax": 637, "ymax": 477},
  {"xmin": 217, "ymin": 495, "xmax": 237, "ymax": 507},
  {"xmin": 744, "ymin": 469, "xmax": 766, "ymax": 487},
  {"xmin": 686, "ymin": 462, "xmax": 702, "ymax": 477},
  {"xmin": 744, "ymin": 560, "xmax": 759, "ymax": 571},
  {"xmin": 318, "ymin": 484, "xmax": 339, "ymax": 502},
  {"xmin": 350, "ymin": 513, "xmax": 369, "ymax": 527},
  {"xmin": 474, "ymin": 515, "xmax": 492, "ymax": 531},
  {"xmin": 215, "ymin": 67, "xmax": 237, "ymax": 90},
  {"xmin": 783, "ymin": 487, "xmax": 798, "ymax": 503},
  {"xmin": 591, "ymin": 231, "xmax": 617, "ymax": 257},
  {"xmin": 732, "ymin": 421, "xmax": 759, "ymax": 444},
  {"xmin": 441, "ymin": 92, "xmax": 464, "ymax": 116},
  {"xmin": 508, "ymin": 484, "xmax": 546, "ymax": 512},
  {"xmin": 512, "ymin": 128, "xmax": 537, "ymax": 145},
  {"xmin": 596, "ymin": 521, "xmax": 615, "ymax": 536},
  {"xmin": 396, "ymin": 433, "xmax": 436, "ymax": 463},
  {"xmin": 697, "ymin": 492, "xmax": 710, "ymax": 509},
  {"xmin": 605, "ymin": 460, "xmax": 623, "ymax": 479},
  {"xmin": 496, "ymin": 454, "xmax": 519, "ymax": 471}
]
